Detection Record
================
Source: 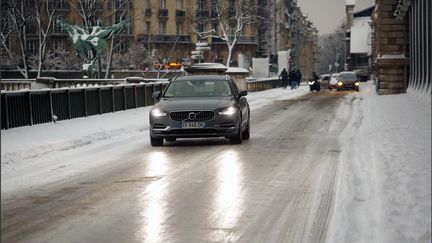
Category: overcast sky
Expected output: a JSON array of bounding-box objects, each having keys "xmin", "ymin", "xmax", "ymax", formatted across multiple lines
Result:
[{"xmin": 297, "ymin": 0, "xmax": 375, "ymax": 35}]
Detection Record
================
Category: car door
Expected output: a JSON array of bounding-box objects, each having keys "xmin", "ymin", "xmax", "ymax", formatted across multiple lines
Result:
[{"xmin": 229, "ymin": 78, "xmax": 249, "ymax": 127}]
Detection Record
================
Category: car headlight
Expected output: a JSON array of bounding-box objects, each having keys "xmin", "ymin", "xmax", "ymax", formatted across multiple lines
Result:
[
  {"xmin": 355, "ymin": 82, "xmax": 360, "ymax": 86},
  {"xmin": 218, "ymin": 106, "xmax": 237, "ymax": 116},
  {"xmin": 151, "ymin": 108, "xmax": 167, "ymax": 117},
  {"xmin": 338, "ymin": 81, "xmax": 343, "ymax": 86}
]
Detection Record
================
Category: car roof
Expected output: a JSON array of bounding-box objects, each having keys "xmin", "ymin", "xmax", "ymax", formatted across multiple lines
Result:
[
  {"xmin": 339, "ymin": 71, "xmax": 356, "ymax": 75},
  {"xmin": 173, "ymin": 75, "xmax": 228, "ymax": 81}
]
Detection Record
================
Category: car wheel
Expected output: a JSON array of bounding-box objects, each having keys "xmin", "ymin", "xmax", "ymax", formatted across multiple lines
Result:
[
  {"xmin": 230, "ymin": 119, "xmax": 243, "ymax": 144},
  {"xmin": 242, "ymin": 117, "xmax": 250, "ymax": 140},
  {"xmin": 165, "ymin": 137, "xmax": 176, "ymax": 142},
  {"xmin": 150, "ymin": 135, "xmax": 163, "ymax": 146}
]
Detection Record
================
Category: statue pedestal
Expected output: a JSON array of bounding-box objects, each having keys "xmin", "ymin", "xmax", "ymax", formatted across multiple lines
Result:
[{"xmin": 83, "ymin": 62, "xmax": 97, "ymax": 79}]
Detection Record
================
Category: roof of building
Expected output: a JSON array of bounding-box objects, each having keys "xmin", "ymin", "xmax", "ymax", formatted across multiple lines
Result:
[{"xmin": 354, "ymin": 5, "xmax": 375, "ymax": 17}]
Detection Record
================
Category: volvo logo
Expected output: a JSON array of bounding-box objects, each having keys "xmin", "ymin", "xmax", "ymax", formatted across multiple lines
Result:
[{"xmin": 188, "ymin": 112, "xmax": 197, "ymax": 120}]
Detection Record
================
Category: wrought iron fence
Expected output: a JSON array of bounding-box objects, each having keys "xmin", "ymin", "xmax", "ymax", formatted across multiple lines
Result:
[{"xmin": 1, "ymin": 82, "xmax": 169, "ymax": 129}]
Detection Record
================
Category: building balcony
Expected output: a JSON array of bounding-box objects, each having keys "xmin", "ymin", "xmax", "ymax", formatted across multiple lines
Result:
[
  {"xmin": 48, "ymin": 1, "xmax": 70, "ymax": 11},
  {"xmin": 159, "ymin": 9, "xmax": 168, "ymax": 18},
  {"xmin": 211, "ymin": 36, "xmax": 256, "ymax": 45},
  {"xmin": 138, "ymin": 34, "xmax": 192, "ymax": 44},
  {"xmin": 145, "ymin": 8, "xmax": 152, "ymax": 17},
  {"xmin": 176, "ymin": 10, "xmax": 185, "ymax": 18}
]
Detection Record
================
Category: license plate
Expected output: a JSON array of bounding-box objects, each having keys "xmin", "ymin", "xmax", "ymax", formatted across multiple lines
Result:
[{"xmin": 182, "ymin": 122, "xmax": 205, "ymax": 128}]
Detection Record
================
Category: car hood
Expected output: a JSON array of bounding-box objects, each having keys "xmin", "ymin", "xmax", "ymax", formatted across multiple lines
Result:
[{"xmin": 155, "ymin": 97, "xmax": 237, "ymax": 111}]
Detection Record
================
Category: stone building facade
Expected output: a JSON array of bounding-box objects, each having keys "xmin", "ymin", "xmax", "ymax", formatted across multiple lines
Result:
[
  {"xmin": 371, "ymin": 0, "xmax": 430, "ymax": 96},
  {"xmin": 2, "ymin": 0, "xmax": 318, "ymax": 76}
]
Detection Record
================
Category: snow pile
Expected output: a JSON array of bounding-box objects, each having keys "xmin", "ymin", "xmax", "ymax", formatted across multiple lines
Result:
[{"xmin": 326, "ymin": 82, "xmax": 431, "ymax": 243}]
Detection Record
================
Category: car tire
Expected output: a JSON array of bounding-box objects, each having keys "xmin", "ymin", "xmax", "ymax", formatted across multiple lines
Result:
[
  {"xmin": 150, "ymin": 135, "xmax": 163, "ymax": 146},
  {"xmin": 242, "ymin": 116, "xmax": 250, "ymax": 140},
  {"xmin": 230, "ymin": 119, "xmax": 243, "ymax": 144}
]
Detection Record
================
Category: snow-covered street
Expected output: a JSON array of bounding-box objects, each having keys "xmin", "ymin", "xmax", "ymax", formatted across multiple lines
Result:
[{"xmin": 1, "ymin": 82, "xmax": 430, "ymax": 242}]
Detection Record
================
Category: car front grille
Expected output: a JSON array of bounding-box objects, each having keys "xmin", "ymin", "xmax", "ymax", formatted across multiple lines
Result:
[{"xmin": 170, "ymin": 111, "xmax": 215, "ymax": 121}]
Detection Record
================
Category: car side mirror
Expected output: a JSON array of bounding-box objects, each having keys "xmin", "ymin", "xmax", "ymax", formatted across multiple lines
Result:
[
  {"xmin": 238, "ymin": 89, "xmax": 248, "ymax": 97},
  {"xmin": 152, "ymin": 91, "xmax": 161, "ymax": 100}
]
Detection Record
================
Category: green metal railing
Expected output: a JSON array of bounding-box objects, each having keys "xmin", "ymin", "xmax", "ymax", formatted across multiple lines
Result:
[{"xmin": 1, "ymin": 82, "xmax": 169, "ymax": 129}]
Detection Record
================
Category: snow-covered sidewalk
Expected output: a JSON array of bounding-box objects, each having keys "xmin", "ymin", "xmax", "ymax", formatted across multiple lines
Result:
[{"xmin": 326, "ymin": 82, "xmax": 431, "ymax": 243}]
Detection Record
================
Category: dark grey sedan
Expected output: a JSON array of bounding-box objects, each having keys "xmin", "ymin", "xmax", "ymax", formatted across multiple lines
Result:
[{"xmin": 149, "ymin": 75, "xmax": 250, "ymax": 146}]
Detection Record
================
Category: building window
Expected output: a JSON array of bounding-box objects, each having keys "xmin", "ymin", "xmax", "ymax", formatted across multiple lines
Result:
[
  {"xmin": 145, "ymin": 0, "xmax": 151, "ymax": 8},
  {"xmin": 159, "ymin": 21, "xmax": 167, "ymax": 34},
  {"xmin": 198, "ymin": 0, "xmax": 205, "ymax": 11},
  {"xmin": 176, "ymin": 0, "xmax": 183, "ymax": 9},
  {"xmin": 55, "ymin": 0, "xmax": 66, "ymax": 9},
  {"xmin": 53, "ymin": 40, "xmax": 65, "ymax": 50},
  {"xmin": 26, "ymin": 39, "xmax": 38, "ymax": 55},
  {"xmin": 146, "ymin": 21, "xmax": 151, "ymax": 34},
  {"xmin": 176, "ymin": 22, "xmax": 184, "ymax": 35},
  {"xmin": 116, "ymin": 0, "xmax": 126, "ymax": 9},
  {"xmin": 198, "ymin": 23, "xmax": 204, "ymax": 33},
  {"xmin": 53, "ymin": 15, "xmax": 65, "ymax": 33},
  {"xmin": 159, "ymin": 0, "xmax": 166, "ymax": 9},
  {"xmin": 115, "ymin": 40, "xmax": 127, "ymax": 53}
]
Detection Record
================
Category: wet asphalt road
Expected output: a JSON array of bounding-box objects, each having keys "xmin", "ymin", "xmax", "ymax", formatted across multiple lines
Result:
[{"xmin": 1, "ymin": 88, "xmax": 356, "ymax": 243}]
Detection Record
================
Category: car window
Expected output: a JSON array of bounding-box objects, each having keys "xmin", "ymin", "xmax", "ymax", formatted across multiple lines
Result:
[
  {"xmin": 339, "ymin": 73, "xmax": 357, "ymax": 80},
  {"xmin": 164, "ymin": 80, "xmax": 233, "ymax": 97},
  {"xmin": 331, "ymin": 74, "xmax": 339, "ymax": 78}
]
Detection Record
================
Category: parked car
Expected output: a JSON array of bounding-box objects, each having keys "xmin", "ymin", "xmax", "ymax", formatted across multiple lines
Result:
[
  {"xmin": 149, "ymin": 75, "xmax": 250, "ymax": 146},
  {"xmin": 328, "ymin": 73, "xmax": 339, "ymax": 90},
  {"xmin": 337, "ymin": 71, "xmax": 360, "ymax": 91},
  {"xmin": 319, "ymin": 74, "xmax": 331, "ymax": 83}
]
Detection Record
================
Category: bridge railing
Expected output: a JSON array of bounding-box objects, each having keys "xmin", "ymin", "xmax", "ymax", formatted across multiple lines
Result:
[
  {"xmin": 246, "ymin": 78, "xmax": 280, "ymax": 91},
  {"xmin": 1, "ymin": 81, "xmax": 169, "ymax": 129}
]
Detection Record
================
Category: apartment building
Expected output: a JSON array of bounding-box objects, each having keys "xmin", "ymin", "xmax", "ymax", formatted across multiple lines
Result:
[{"xmin": 2, "ymin": 0, "xmax": 317, "ymax": 73}]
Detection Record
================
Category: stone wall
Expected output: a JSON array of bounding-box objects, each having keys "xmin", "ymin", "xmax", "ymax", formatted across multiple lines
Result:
[{"xmin": 372, "ymin": 0, "xmax": 409, "ymax": 94}]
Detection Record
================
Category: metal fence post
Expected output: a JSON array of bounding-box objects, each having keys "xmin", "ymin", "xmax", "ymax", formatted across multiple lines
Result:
[
  {"xmin": 84, "ymin": 89, "xmax": 88, "ymax": 117},
  {"xmin": 67, "ymin": 90, "xmax": 71, "ymax": 119},
  {"xmin": 49, "ymin": 90, "xmax": 54, "ymax": 122},
  {"xmin": 28, "ymin": 91, "xmax": 33, "ymax": 126},
  {"xmin": 111, "ymin": 86, "xmax": 115, "ymax": 112},
  {"xmin": 123, "ymin": 86, "xmax": 127, "ymax": 110},
  {"xmin": 134, "ymin": 85, "xmax": 138, "ymax": 108},
  {"xmin": 5, "ymin": 94, "xmax": 9, "ymax": 129},
  {"xmin": 98, "ymin": 88, "xmax": 102, "ymax": 114}
]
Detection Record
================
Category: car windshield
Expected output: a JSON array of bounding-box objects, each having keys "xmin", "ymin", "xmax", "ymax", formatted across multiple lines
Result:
[
  {"xmin": 339, "ymin": 72, "xmax": 357, "ymax": 80},
  {"xmin": 163, "ymin": 80, "xmax": 233, "ymax": 97}
]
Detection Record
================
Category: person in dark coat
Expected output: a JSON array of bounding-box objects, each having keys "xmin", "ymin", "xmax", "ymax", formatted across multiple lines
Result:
[
  {"xmin": 279, "ymin": 68, "xmax": 289, "ymax": 89},
  {"xmin": 294, "ymin": 69, "xmax": 302, "ymax": 89},
  {"xmin": 289, "ymin": 68, "xmax": 296, "ymax": 89}
]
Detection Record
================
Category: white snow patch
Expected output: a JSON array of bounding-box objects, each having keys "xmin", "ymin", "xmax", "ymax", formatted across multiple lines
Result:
[{"xmin": 326, "ymin": 81, "xmax": 431, "ymax": 243}]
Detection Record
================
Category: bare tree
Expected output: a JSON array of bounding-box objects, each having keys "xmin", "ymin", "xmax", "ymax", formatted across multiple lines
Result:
[
  {"xmin": 316, "ymin": 21, "xmax": 346, "ymax": 74},
  {"xmin": 29, "ymin": 47, "xmax": 81, "ymax": 70},
  {"xmin": 104, "ymin": 0, "xmax": 130, "ymax": 78},
  {"xmin": 194, "ymin": 0, "xmax": 260, "ymax": 67},
  {"xmin": 34, "ymin": 0, "xmax": 56, "ymax": 77},
  {"xmin": 0, "ymin": 1, "xmax": 35, "ymax": 78}
]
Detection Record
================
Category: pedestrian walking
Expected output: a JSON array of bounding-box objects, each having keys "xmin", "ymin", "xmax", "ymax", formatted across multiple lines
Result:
[
  {"xmin": 295, "ymin": 69, "xmax": 302, "ymax": 89},
  {"xmin": 279, "ymin": 68, "xmax": 289, "ymax": 89},
  {"xmin": 289, "ymin": 68, "xmax": 296, "ymax": 90}
]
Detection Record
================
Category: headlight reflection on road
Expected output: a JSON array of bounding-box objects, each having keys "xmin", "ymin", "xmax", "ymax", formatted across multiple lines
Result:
[
  {"xmin": 210, "ymin": 150, "xmax": 245, "ymax": 241},
  {"xmin": 137, "ymin": 151, "xmax": 170, "ymax": 242}
]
